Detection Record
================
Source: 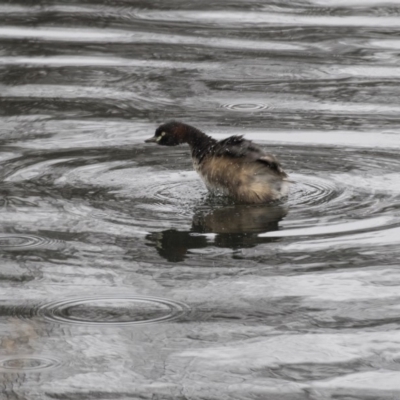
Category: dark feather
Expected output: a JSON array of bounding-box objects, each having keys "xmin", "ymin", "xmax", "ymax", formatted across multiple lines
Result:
[
  {"xmin": 212, "ymin": 135, "xmax": 286, "ymax": 177},
  {"xmin": 257, "ymin": 155, "xmax": 287, "ymax": 177},
  {"xmin": 214, "ymin": 136, "xmax": 263, "ymax": 158}
]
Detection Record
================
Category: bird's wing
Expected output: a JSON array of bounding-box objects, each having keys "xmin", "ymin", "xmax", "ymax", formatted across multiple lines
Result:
[
  {"xmin": 257, "ymin": 155, "xmax": 288, "ymax": 178},
  {"xmin": 214, "ymin": 136, "xmax": 263, "ymax": 158},
  {"xmin": 214, "ymin": 136, "xmax": 287, "ymax": 177}
]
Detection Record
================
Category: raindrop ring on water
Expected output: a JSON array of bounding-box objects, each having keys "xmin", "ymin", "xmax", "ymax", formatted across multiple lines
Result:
[
  {"xmin": 0, "ymin": 356, "xmax": 61, "ymax": 371},
  {"xmin": 222, "ymin": 103, "xmax": 268, "ymax": 111},
  {"xmin": 38, "ymin": 296, "xmax": 189, "ymax": 326},
  {"xmin": 0, "ymin": 234, "xmax": 61, "ymax": 250}
]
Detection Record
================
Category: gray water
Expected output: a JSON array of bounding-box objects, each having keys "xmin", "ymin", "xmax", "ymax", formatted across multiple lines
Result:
[{"xmin": 1, "ymin": 1, "xmax": 400, "ymax": 399}]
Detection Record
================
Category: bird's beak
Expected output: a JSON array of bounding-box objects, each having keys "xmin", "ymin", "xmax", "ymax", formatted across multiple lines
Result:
[{"xmin": 145, "ymin": 136, "xmax": 157, "ymax": 143}]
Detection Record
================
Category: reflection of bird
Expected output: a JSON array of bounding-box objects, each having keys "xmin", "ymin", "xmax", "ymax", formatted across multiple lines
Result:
[
  {"xmin": 192, "ymin": 204, "xmax": 287, "ymax": 234},
  {"xmin": 146, "ymin": 203, "xmax": 287, "ymax": 262},
  {"xmin": 146, "ymin": 230, "xmax": 207, "ymax": 263},
  {"xmin": 145, "ymin": 121, "xmax": 289, "ymax": 203},
  {"xmin": 193, "ymin": 203, "xmax": 287, "ymax": 250}
]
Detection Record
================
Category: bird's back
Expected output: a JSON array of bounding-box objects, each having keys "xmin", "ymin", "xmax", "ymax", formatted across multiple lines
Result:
[{"xmin": 194, "ymin": 135, "xmax": 289, "ymax": 203}]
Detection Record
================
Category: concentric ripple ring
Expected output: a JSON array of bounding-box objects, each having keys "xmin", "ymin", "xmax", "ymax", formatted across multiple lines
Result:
[
  {"xmin": 38, "ymin": 296, "xmax": 189, "ymax": 325},
  {"xmin": 0, "ymin": 356, "xmax": 61, "ymax": 371},
  {"xmin": 0, "ymin": 234, "xmax": 60, "ymax": 250},
  {"xmin": 222, "ymin": 103, "xmax": 268, "ymax": 111}
]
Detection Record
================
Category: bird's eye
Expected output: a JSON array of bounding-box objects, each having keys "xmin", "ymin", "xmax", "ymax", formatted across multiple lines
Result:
[{"xmin": 161, "ymin": 131, "xmax": 166, "ymax": 136}]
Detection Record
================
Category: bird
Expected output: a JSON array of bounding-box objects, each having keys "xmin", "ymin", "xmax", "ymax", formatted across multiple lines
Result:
[{"xmin": 145, "ymin": 121, "xmax": 289, "ymax": 204}]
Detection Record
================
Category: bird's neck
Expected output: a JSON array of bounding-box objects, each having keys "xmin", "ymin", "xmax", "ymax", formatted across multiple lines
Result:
[{"xmin": 182, "ymin": 125, "xmax": 216, "ymax": 155}]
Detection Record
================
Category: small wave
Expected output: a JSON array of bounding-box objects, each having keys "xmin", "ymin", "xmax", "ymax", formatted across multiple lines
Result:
[
  {"xmin": 0, "ymin": 56, "xmax": 218, "ymax": 70},
  {"xmin": 260, "ymin": 216, "xmax": 393, "ymax": 237},
  {"xmin": 0, "ymin": 27, "xmax": 305, "ymax": 52},
  {"xmin": 133, "ymin": 10, "xmax": 400, "ymax": 28}
]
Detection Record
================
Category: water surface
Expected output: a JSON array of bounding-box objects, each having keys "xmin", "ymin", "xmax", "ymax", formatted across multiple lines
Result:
[{"xmin": 1, "ymin": 0, "xmax": 400, "ymax": 399}]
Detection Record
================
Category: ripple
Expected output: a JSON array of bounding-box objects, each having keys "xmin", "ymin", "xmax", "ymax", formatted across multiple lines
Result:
[
  {"xmin": 134, "ymin": 10, "xmax": 400, "ymax": 28},
  {"xmin": 61, "ymin": 158, "xmax": 206, "ymax": 230},
  {"xmin": 258, "ymin": 149, "xmax": 400, "ymax": 243},
  {"xmin": 222, "ymin": 103, "xmax": 268, "ymax": 112},
  {"xmin": 0, "ymin": 234, "xmax": 61, "ymax": 250},
  {"xmin": 288, "ymin": 174, "xmax": 344, "ymax": 208},
  {"xmin": 7, "ymin": 139, "xmax": 399, "ymax": 252},
  {"xmin": 260, "ymin": 216, "xmax": 394, "ymax": 238},
  {"xmin": 0, "ymin": 196, "xmax": 37, "ymax": 208},
  {"xmin": 0, "ymin": 56, "xmax": 217, "ymax": 70},
  {"xmin": 0, "ymin": 356, "xmax": 61, "ymax": 371},
  {"xmin": 38, "ymin": 296, "xmax": 189, "ymax": 326},
  {"xmin": 0, "ymin": 27, "xmax": 303, "ymax": 52}
]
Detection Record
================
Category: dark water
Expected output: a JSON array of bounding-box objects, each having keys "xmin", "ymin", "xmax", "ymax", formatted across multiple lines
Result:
[{"xmin": 1, "ymin": 1, "xmax": 400, "ymax": 398}]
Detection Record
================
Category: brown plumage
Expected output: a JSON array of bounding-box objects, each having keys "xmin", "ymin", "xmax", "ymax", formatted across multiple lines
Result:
[{"xmin": 145, "ymin": 121, "xmax": 289, "ymax": 204}]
